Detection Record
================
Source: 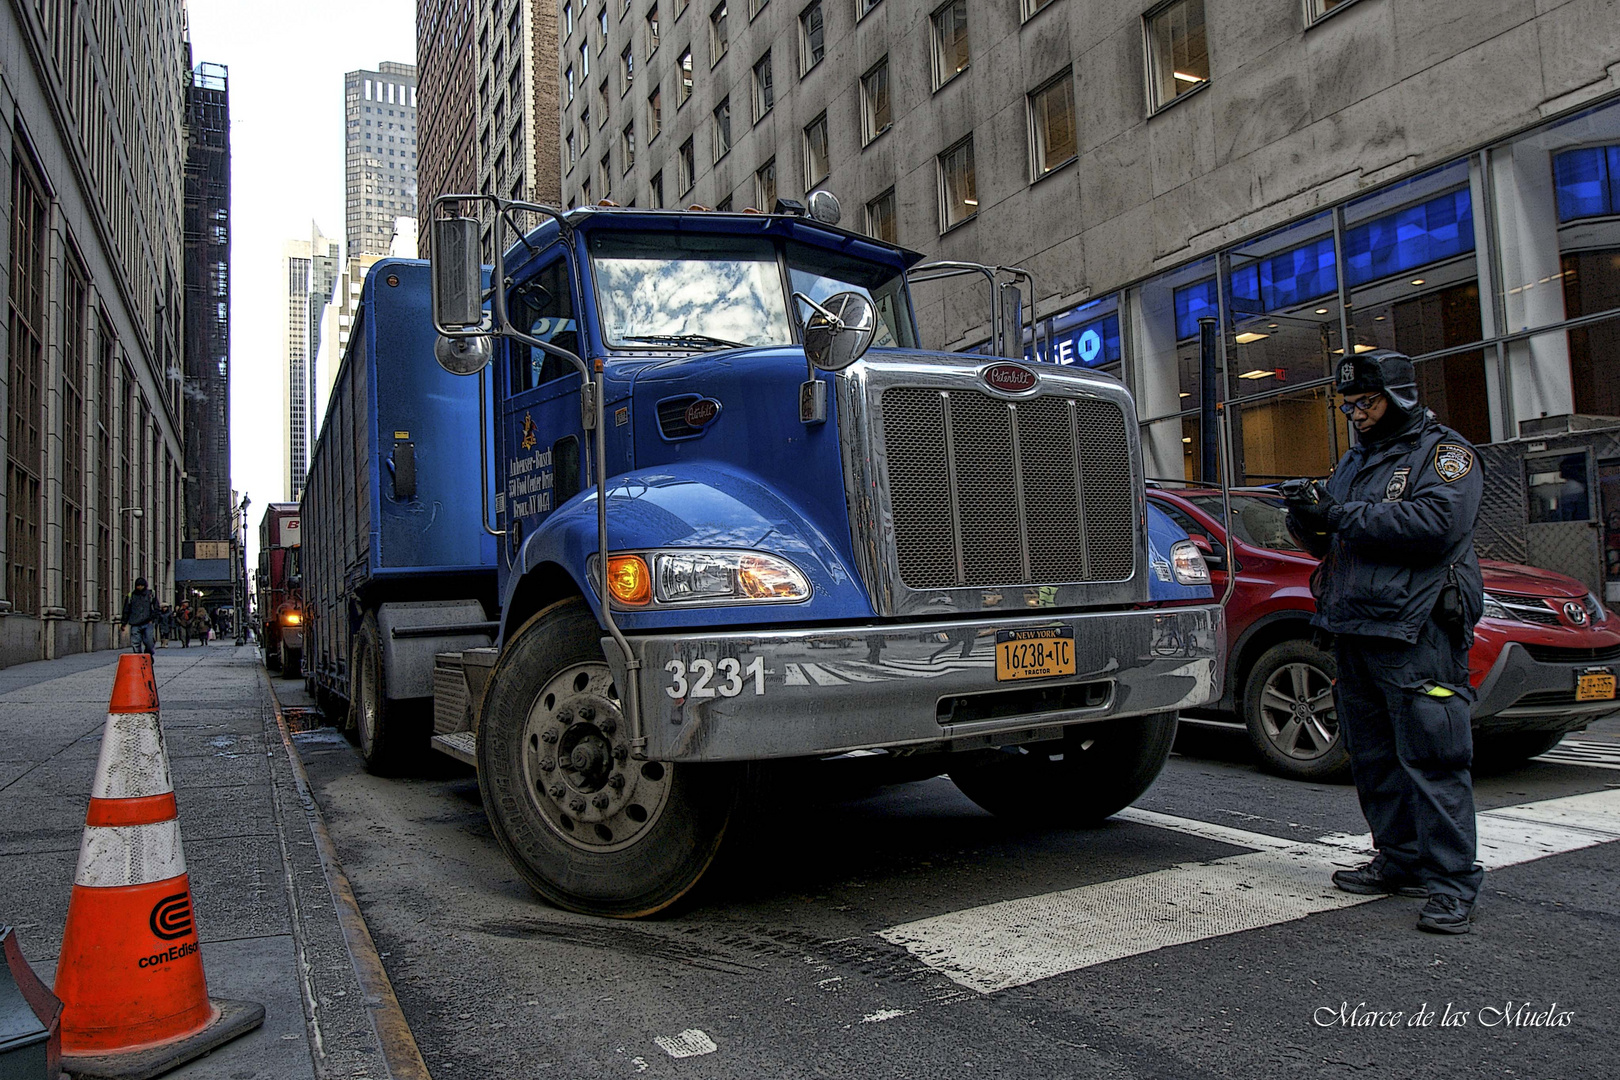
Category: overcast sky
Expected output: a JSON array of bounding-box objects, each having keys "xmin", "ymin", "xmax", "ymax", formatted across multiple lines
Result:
[{"xmin": 186, "ymin": 1, "xmax": 415, "ymax": 558}]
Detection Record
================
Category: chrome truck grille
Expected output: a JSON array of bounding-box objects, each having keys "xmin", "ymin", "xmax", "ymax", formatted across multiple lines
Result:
[{"xmin": 880, "ymin": 388, "xmax": 1134, "ymax": 589}]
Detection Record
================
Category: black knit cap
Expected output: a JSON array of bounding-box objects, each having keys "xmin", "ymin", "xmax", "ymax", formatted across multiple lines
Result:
[{"xmin": 1334, "ymin": 349, "xmax": 1419, "ymax": 413}]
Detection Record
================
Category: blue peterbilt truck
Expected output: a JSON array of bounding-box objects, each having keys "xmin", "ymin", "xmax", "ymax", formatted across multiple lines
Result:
[{"xmin": 303, "ymin": 194, "xmax": 1223, "ymax": 918}]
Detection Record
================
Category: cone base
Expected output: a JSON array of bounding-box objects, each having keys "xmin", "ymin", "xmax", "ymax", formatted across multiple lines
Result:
[{"xmin": 61, "ymin": 998, "xmax": 265, "ymax": 1080}]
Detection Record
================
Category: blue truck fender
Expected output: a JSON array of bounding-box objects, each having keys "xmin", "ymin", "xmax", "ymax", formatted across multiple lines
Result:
[{"xmin": 500, "ymin": 461, "xmax": 878, "ymax": 641}]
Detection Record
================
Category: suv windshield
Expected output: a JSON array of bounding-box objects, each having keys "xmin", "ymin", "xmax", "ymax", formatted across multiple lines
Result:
[
  {"xmin": 1185, "ymin": 493, "xmax": 1304, "ymax": 553},
  {"xmin": 589, "ymin": 232, "xmax": 915, "ymax": 351}
]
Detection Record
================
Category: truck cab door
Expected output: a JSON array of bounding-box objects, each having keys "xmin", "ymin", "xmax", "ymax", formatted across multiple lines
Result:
[{"xmin": 500, "ymin": 253, "xmax": 588, "ymax": 574}]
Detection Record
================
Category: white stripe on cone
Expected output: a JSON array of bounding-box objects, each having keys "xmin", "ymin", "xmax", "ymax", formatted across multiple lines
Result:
[
  {"xmin": 74, "ymin": 820, "xmax": 188, "ymax": 888},
  {"xmin": 90, "ymin": 711, "xmax": 174, "ymax": 799}
]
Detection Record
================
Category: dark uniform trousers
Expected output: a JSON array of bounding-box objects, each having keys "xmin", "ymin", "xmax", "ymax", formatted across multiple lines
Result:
[{"xmin": 1334, "ymin": 619, "xmax": 1484, "ymax": 904}]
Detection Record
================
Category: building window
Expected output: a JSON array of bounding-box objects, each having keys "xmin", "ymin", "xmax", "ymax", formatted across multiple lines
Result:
[
  {"xmin": 937, "ymin": 135, "xmax": 976, "ymax": 231},
  {"xmin": 803, "ymin": 112, "xmax": 830, "ymax": 187},
  {"xmin": 601, "ymin": 152, "xmax": 613, "ymax": 197},
  {"xmin": 717, "ymin": 194, "xmax": 733, "ymax": 211},
  {"xmin": 930, "ymin": 0, "xmax": 970, "ymax": 89},
  {"xmin": 600, "ymin": 78, "xmax": 611, "ymax": 122},
  {"xmin": 713, "ymin": 97, "xmax": 732, "ymax": 160},
  {"xmin": 599, "ymin": 7, "xmax": 609, "ymax": 37},
  {"xmin": 622, "ymin": 45, "xmax": 634, "ymax": 92},
  {"xmin": 679, "ymin": 136, "xmax": 696, "ymax": 192},
  {"xmin": 567, "ymin": 130, "xmax": 577, "ymax": 165},
  {"xmin": 710, "ymin": 1, "xmax": 729, "ymax": 65},
  {"xmin": 750, "ymin": 0, "xmax": 769, "ymax": 15},
  {"xmin": 647, "ymin": 5, "xmax": 661, "ymax": 52},
  {"xmin": 623, "ymin": 123, "xmax": 636, "ymax": 171},
  {"xmin": 1022, "ymin": 0, "xmax": 1057, "ymax": 18},
  {"xmin": 581, "ymin": 109, "xmax": 591, "ymax": 145},
  {"xmin": 679, "ymin": 48, "xmax": 694, "ymax": 103},
  {"xmin": 1145, "ymin": 0, "xmax": 1208, "ymax": 111},
  {"xmin": 752, "ymin": 51, "xmax": 774, "ymax": 121},
  {"xmin": 861, "ymin": 57, "xmax": 892, "ymax": 144},
  {"xmin": 565, "ymin": 2, "xmax": 574, "ymax": 36},
  {"xmin": 649, "ymin": 85, "xmax": 663, "ymax": 139},
  {"xmin": 676, "ymin": 0, "xmax": 689, "ymax": 17},
  {"xmin": 1305, "ymin": 0, "xmax": 1356, "ymax": 22},
  {"xmin": 7, "ymin": 151, "xmax": 46, "ymax": 614},
  {"xmin": 61, "ymin": 255, "xmax": 87, "ymax": 620},
  {"xmin": 857, "ymin": 0, "xmax": 880, "ymax": 19},
  {"xmin": 1028, "ymin": 70, "xmax": 1077, "ymax": 180},
  {"xmin": 581, "ymin": 42, "xmax": 589, "ymax": 77},
  {"xmin": 866, "ymin": 187, "xmax": 897, "ymax": 243},
  {"xmin": 755, "ymin": 158, "xmax": 777, "ymax": 208},
  {"xmin": 799, "ymin": 1, "xmax": 825, "ymax": 74},
  {"xmin": 566, "ymin": 64, "xmax": 576, "ymax": 101},
  {"xmin": 651, "ymin": 170, "xmax": 665, "ymax": 207}
]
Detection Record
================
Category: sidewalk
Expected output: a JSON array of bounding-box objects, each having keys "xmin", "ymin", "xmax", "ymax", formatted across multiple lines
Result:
[{"xmin": 0, "ymin": 643, "xmax": 404, "ymax": 1079}]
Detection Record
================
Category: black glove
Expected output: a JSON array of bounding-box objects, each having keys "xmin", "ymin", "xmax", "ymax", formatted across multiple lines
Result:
[{"xmin": 1285, "ymin": 480, "xmax": 1340, "ymax": 535}]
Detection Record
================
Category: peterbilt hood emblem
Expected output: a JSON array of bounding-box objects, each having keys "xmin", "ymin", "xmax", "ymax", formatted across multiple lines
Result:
[
  {"xmin": 1564, "ymin": 600, "xmax": 1589, "ymax": 626},
  {"xmin": 683, "ymin": 397, "xmax": 722, "ymax": 428},
  {"xmin": 982, "ymin": 363, "xmax": 1037, "ymax": 394}
]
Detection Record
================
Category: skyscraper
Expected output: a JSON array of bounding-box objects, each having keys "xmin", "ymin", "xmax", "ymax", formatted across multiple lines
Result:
[
  {"xmin": 183, "ymin": 61, "xmax": 232, "ymax": 546},
  {"xmin": 345, "ymin": 63, "xmax": 419, "ymax": 260},
  {"xmin": 416, "ymin": 1, "xmax": 560, "ymax": 253},
  {"xmin": 282, "ymin": 226, "xmax": 340, "ymax": 500}
]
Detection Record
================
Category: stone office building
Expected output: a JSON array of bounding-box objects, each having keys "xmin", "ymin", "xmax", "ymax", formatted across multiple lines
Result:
[
  {"xmin": 570, "ymin": 0, "xmax": 1620, "ymax": 601},
  {"xmin": 1, "ymin": 0, "xmax": 189, "ymax": 666}
]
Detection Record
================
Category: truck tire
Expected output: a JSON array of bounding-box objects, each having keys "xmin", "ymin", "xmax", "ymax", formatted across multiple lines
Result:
[
  {"xmin": 354, "ymin": 613, "xmax": 427, "ymax": 774},
  {"xmin": 1473, "ymin": 730, "xmax": 1566, "ymax": 773},
  {"xmin": 1241, "ymin": 640, "xmax": 1349, "ymax": 782},
  {"xmin": 279, "ymin": 643, "xmax": 302, "ymax": 679},
  {"xmin": 477, "ymin": 598, "xmax": 740, "ymax": 918},
  {"xmin": 948, "ymin": 713, "xmax": 1178, "ymax": 826}
]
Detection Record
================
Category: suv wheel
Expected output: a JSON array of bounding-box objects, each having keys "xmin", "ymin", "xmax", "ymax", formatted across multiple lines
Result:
[{"xmin": 1242, "ymin": 640, "xmax": 1350, "ymax": 781}]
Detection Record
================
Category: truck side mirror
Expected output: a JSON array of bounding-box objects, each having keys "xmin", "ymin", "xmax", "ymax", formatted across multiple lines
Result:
[
  {"xmin": 431, "ymin": 216, "xmax": 484, "ymax": 329},
  {"xmin": 799, "ymin": 291, "xmax": 876, "ymax": 372}
]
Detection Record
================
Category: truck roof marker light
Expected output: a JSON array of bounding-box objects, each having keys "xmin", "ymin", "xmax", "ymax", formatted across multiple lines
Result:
[
  {"xmin": 607, "ymin": 555, "xmax": 653, "ymax": 606},
  {"xmin": 598, "ymin": 199, "xmax": 621, "ymax": 207},
  {"xmin": 687, "ymin": 203, "xmax": 713, "ymax": 212}
]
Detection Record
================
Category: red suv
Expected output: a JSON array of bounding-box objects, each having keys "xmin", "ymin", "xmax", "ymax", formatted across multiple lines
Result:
[{"xmin": 1149, "ymin": 487, "xmax": 1620, "ymax": 780}]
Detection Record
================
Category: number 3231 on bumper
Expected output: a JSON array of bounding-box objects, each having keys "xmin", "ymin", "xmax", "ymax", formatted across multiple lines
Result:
[{"xmin": 995, "ymin": 626, "xmax": 1076, "ymax": 682}]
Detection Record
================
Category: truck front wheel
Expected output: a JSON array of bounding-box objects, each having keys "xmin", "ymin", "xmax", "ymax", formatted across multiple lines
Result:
[
  {"xmin": 948, "ymin": 713, "xmax": 1178, "ymax": 825},
  {"xmin": 478, "ymin": 599, "xmax": 739, "ymax": 918}
]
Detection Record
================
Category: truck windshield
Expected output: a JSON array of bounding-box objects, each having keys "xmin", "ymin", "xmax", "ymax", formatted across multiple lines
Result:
[{"xmin": 589, "ymin": 233, "xmax": 914, "ymax": 350}]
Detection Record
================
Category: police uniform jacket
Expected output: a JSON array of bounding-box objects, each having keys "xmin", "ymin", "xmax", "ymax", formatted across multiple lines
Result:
[{"xmin": 1295, "ymin": 412, "xmax": 1485, "ymax": 646}]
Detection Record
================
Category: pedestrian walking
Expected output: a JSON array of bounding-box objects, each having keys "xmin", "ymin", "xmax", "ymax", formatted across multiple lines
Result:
[
  {"xmin": 157, "ymin": 604, "xmax": 174, "ymax": 648},
  {"xmin": 1284, "ymin": 350, "xmax": 1485, "ymax": 935},
  {"xmin": 177, "ymin": 602, "xmax": 194, "ymax": 647},
  {"xmin": 120, "ymin": 577, "xmax": 158, "ymax": 655},
  {"xmin": 189, "ymin": 605, "xmax": 212, "ymax": 647}
]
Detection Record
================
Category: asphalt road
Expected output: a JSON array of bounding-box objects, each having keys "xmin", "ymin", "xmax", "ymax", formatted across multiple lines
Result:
[{"xmin": 281, "ymin": 676, "xmax": 1620, "ymax": 1080}]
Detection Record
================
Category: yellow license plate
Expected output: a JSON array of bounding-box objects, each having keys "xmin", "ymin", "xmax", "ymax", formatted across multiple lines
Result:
[
  {"xmin": 1576, "ymin": 672, "xmax": 1616, "ymax": 702},
  {"xmin": 995, "ymin": 627, "xmax": 1076, "ymax": 682}
]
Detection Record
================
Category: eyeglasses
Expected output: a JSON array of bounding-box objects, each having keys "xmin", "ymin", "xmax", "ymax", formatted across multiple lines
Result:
[{"xmin": 1338, "ymin": 393, "xmax": 1383, "ymax": 416}]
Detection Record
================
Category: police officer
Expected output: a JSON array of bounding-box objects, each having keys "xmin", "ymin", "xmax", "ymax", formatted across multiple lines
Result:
[{"xmin": 1285, "ymin": 350, "xmax": 1485, "ymax": 935}]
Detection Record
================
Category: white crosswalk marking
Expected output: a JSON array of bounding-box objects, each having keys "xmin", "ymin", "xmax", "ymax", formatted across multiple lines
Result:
[
  {"xmin": 878, "ymin": 788, "xmax": 1620, "ymax": 995},
  {"xmin": 1535, "ymin": 738, "xmax": 1620, "ymax": 771},
  {"xmin": 799, "ymin": 663, "xmax": 847, "ymax": 687}
]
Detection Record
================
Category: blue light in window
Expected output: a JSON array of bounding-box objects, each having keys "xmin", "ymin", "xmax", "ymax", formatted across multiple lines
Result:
[
  {"xmin": 1230, "ymin": 234, "xmax": 1337, "ymax": 315},
  {"xmin": 1342, "ymin": 188, "xmax": 1474, "ymax": 288},
  {"xmin": 1553, "ymin": 145, "xmax": 1620, "ymax": 222},
  {"xmin": 1031, "ymin": 312, "xmax": 1120, "ymax": 367},
  {"xmin": 1174, "ymin": 278, "xmax": 1219, "ymax": 340}
]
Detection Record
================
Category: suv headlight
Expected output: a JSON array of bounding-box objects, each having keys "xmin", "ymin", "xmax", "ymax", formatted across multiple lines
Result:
[
  {"xmin": 597, "ymin": 550, "xmax": 811, "ymax": 607},
  {"xmin": 1169, "ymin": 540, "xmax": 1211, "ymax": 586},
  {"xmin": 1585, "ymin": 591, "xmax": 1609, "ymax": 623},
  {"xmin": 1481, "ymin": 592, "xmax": 1509, "ymax": 621}
]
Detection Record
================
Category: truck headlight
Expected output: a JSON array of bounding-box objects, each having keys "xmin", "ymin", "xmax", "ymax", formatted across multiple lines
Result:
[
  {"xmin": 282, "ymin": 610, "xmax": 302, "ymax": 626},
  {"xmin": 1169, "ymin": 540, "xmax": 1210, "ymax": 586},
  {"xmin": 655, "ymin": 551, "xmax": 810, "ymax": 603}
]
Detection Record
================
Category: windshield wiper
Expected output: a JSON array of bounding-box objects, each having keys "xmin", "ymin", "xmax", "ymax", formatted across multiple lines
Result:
[{"xmin": 622, "ymin": 333, "xmax": 751, "ymax": 350}]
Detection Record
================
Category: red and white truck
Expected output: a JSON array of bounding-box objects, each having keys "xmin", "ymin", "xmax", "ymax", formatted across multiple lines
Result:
[{"xmin": 257, "ymin": 503, "xmax": 304, "ymax": 677}]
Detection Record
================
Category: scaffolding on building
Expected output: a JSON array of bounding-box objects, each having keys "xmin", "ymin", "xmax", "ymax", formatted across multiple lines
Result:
[{"xmin": 183, "ymin": 62, "xmax": 232, "ymax": 545}]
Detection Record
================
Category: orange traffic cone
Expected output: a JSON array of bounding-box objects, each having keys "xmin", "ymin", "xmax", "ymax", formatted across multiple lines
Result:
[{"xmin": 54, "ymin": 654, "xmax": 263, "ymax": 1079}]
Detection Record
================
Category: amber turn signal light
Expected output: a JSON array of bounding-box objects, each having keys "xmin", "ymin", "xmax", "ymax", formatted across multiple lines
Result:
[{"xmin": 606, "ymin": 555, "xmax": 652, "ymax": 606}]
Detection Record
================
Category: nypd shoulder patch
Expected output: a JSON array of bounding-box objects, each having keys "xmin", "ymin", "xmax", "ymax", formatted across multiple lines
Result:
[{"xmin": 1433, "ymin": 443, "xmax": 1474, "ymax": 483}]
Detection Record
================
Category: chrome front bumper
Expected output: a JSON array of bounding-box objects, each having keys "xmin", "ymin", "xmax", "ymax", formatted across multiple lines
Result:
[{"xmin": 609, "ymin": 604, "xmax": 1224, "ymax": 763}]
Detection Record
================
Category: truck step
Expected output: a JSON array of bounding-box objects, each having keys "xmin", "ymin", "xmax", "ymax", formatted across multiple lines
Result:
[{"xmin": 430, "ymin": 731, "xmax": 477, "ymax": 767}]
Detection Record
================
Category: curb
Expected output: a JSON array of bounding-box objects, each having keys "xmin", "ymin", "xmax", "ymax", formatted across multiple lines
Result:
[{"xmin": 264, "ymin": 672, "xmax": 433, "ymax": 1080}]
